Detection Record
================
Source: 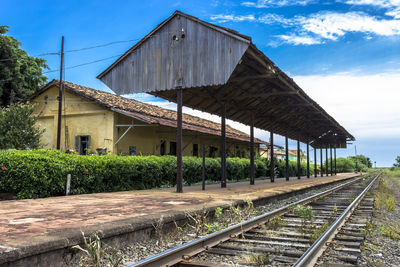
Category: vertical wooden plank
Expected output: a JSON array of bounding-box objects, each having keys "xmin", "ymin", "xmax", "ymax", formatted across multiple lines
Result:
[
  {"xmin": 270, "ymin": 131, "xmax": 274, "ymax": 183},
  {"xmin": 202, "ymin": 139, "xmax": 206, "ymax": 190},
  {"xmin": 334, "ymin": 146, "xmax": 337, "ymax": 175},
  {"xmin": 325, "ymin": 147, "xmax": 328, "ymax": 177},
  {"xmin": 285, "ymin": 136, "xmax": 289, "ymax": 181},
  {"xmin": 330, "ymin": 146, "xmax": 333, "ymax": 176},
  {"xmin": 221, "ymin": 103, "xmax": 226, "ymax": 188},
  {"xmin": 297, "ymin": 140, "xmax": 301, "ymax": 179},
  {"xmin": 250, "ymin": 116, "xmax": 254, "ymax": 185},
  {"xmin": 306, "ymin": 142, "xmax": 310, "ymax": 178},
  {"xmin": 176, "ymin": 89, "xmax": 183, "ymax": 193},
  {"xmin": 314, "ymin": 146, "xmax": 317, "ymax": 177},
  {"xmin": 320, "ymin": 148, "xmax": 323, "ymax": 177}
]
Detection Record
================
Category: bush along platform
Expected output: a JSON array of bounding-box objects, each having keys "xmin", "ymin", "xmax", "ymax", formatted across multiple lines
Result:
[{"xmin": 0, "ymin": 149, "xmax": 316, "ymax": 199}]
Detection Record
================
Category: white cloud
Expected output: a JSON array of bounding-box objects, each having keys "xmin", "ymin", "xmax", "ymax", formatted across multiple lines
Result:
[
  {"xmin": 210, "ymin": 14, "xmax": 255, "ymax": 23},
  {"xmin": 241, "ymin": 0, "xmax": 314, "ymax": 8},
  {"xmin": 293, "ymin": 71, "xmax": 400, "ymax": 138},
  {"xmin": 344, "ymin": 0, "xmax": 400, "ymax": 19},
  {"xmin": 210, "ymin": 11, "xmax": 400, "ymax": 45},
  {"xmin": 277, "ymin": 34, "xmax": 322, "ymax": 45},
  {"xmin": 298, "ymin": 11, "xmax": 400, "ymax": 40},
  {"xmin": 258, "ymin": 14, "xmax": 294, "ymax": 25}
]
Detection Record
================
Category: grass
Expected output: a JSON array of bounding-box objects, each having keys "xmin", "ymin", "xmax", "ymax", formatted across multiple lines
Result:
[
  {"xmin": 267, "ymin": 216, "xmax": 286, "ymax": 230},
  {"xmin": 72, "ymin": 232, "xmax": 123, "ymax": 267},
  {"xmin": 241, "ymin": 253, "xmax": 270, "ymax": 265}
]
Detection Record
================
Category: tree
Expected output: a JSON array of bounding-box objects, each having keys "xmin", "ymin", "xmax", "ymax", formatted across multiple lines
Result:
[
  {"xmin": 0, "ymin": 104, "xmax": 44, "ymax": 149},
  {"xmin": 0, "ymin": 25, "xmax": 48, "ymax": 107},
  {"xmin": 394, "ymin": 156, "xmax": 400, "ymax": 167}
]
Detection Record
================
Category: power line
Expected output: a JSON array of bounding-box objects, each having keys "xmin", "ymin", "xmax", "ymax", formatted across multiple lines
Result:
[{"xmin": 43, "ymin": 54, "xmax": 123, "ymax": 74}]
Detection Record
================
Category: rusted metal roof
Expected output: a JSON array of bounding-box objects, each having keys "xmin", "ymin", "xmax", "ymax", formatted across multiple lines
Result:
[
  {"xmin": 32, "ymin": 80, "xmax": 267, "ymax": 145},
  {"xmin": 97, "ymin": 10, "xmax": 354, "ymax": 148}
]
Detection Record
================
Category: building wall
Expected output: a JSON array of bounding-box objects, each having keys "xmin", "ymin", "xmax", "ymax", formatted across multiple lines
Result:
[
  {"xmin": 115, "ymin": 112, "xmax": 256, "ymax": 157},
  {"xmin": 33, "ymin": 86, "xmax": 259, "ymax": 157},
  {"xmin": 32, "ymin": 86, "xmax": 115, "ymax": 154}
]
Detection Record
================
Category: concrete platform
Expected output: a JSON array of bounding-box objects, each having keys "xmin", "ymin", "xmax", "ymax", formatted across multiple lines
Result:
[{"xmin": 0, "ymin": 173, "xmax": 359, "ymax": 266}]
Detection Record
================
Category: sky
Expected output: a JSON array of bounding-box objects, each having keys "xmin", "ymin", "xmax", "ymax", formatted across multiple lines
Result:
[{"xmin": 1, "ymin": 0, "xmax": 399, "ymax": 166}]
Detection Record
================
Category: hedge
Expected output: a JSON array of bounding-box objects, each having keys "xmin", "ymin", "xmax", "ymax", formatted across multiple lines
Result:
[{"xmin": 1, "ymin": 149, "xmax": 318, "ymax": 199}]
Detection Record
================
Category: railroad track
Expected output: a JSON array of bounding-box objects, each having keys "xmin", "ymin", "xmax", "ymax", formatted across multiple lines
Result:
[{"xmin": 127, "ymin": 173, "xmax": 380, "ymax": 267}]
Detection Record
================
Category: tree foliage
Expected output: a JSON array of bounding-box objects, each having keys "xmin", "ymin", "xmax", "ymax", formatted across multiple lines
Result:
[
  {"xmin": 0, "ymin": 25, "xmax": 48, "ymax": 107},
  {"xmin": 394, "ymin": 156, "xmax": 400, "ymax": 167},
  {"xmin": 0, "ymin": 103, "xmax": 44, "ymax": 149}
]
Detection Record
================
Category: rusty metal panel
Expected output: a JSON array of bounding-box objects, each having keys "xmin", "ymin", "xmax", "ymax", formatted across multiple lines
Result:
[{"xmin": 100, "ymin": 15, "xmax": 249, "ymax": 95}]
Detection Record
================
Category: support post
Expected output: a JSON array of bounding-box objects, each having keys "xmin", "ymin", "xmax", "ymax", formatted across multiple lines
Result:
[
  {"xmin": 320, "ymin": 148, "xmax": 323, "ymax": 177},
  {"xmin": 330, "ymin": 145, "xmax": 333, "ymax": 176},
  {"xmin": 221, "ymin": 104, "xmax": 226, "ymax": 188},
  {"xmin": 270, "ymin": 131, "xmax": 274, "ymax": 182},
  {"xmin": 334, "ymin": 146, "xmax": 337, "ymax": 175},
  {"xmin": 176, "ymin": 89, "xmax": 183, "ymax": 193},
  {"xmin": 250, "ymin": 117, "xmax": 255, "ymax": 185},
  {"xmin": 325, "ymin": 147, "xmax": 328, "ymax": 177},
  {"xmin": 285, "ymin": 136, "xmax": 289, "ymax": 181},
  {"xmin": 202, "ymin": 139, "xmax": 206, "ymax": 190},
  {"xmin": 297, "ymin": 140, "xmax": 301, "ymax": 179},
  {"xmin": 306, "ymin": 142, "xmax": 310, "ymax": 178},
  {"xmin": 314, "ymin": 146, "xmax": 317, "ymax": 177},
  {"xmin": 56, "ymin": 36, "xmax": 64, "ymax": 150}
]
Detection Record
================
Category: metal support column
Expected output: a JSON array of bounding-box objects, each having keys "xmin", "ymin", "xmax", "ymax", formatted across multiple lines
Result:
[
  {"xmin": 306, "ymin": 142, "xmax": 310, "ymax": 178},
  {"xmin": 250, "ymin": 117, "xmax": 255, "ymax": 185},
  {"xmin": 297, "ymin": 140, "xmax": 301, "ymax": 179},
  {"xmin": 330, "ymin": 146, "xmax": 333, "ymax": 176},
  {"xmin": 325, "ymin": 147, "xmax": 328, "ymax": 176},
  {"xmin": 314, "ymin": 146, "xmax": 317, "ymax": 177},
  {"xmin": 320, "ymin": 148, "xmax": 323, "ymax": 177},
  {"xmin": 270, "ymin": 131, "xmax": 274, "ymax": 183},
  {"xmin": 176, "ymin": 89, "xmax": 183, "ymax": 193},
  {"xmin": 334, "ymin": 146, "xmax": 337, "ymax": 175},
  {"xmin": 221, "ymin": 104, "xmax": 226, "ymax": 188},
  {"xmin": 202, "ymin": 139, "xmax": 206, "ymax": 190},
  {"xmin": 285, "ymin": 136, "xmax": 289, "ymax": 181}
]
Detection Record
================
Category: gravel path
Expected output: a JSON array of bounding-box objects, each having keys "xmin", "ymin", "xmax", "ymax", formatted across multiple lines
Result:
[{"xmin": 359, "ymin": 175, "xmax": 400, "ymax": 267}]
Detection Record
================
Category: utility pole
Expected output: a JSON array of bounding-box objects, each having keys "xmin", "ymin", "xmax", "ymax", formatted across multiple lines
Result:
[
  {"xmin": 354, "ymin": 145, "xmax": 358, "ymax": 172},
  {"xmin": 56, "ymin": 36, "xmax": 64, "ymax": 150}
]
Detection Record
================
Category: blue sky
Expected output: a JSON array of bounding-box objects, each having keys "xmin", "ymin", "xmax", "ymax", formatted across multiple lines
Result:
[{"xmin": 2, "ymin": 0, "xmax": 400, "ymax": 166}]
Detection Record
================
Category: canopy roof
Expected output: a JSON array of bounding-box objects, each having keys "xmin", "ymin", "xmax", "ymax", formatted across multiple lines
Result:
[{"xmin": 98, "ymin": 11, "xmax": 354, "ymax": 148}]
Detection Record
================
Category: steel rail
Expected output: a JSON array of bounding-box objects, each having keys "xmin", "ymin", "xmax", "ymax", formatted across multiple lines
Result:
[
  {"xmin": 293, "ymin": 172, "xmax": 381, "ymax": 267},
  {"xmin": 126, "ymin": 176, "xmax": 362, "ymax": 267}
]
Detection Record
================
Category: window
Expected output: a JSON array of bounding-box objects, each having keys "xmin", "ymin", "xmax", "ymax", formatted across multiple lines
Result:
[
  {"xmin": 75, "ymin": 136, "xmax": 90, "ymax": 155},
  {"xmin": 129, "ymin": 146, "xmax": 136, "ymax": 156},
  {"xmin": 209, "ymin": 146, "xmax": 218, "ymax": 158},
  {"xmin": 193, "ymin": 144, "xmax": 198, "ymax": 157},
  {"xmin": 169, "ymin": 141, "xmax": 177, "ymax": 156},
  {"xmin": 160, "ymin": 140, "xmax": 166, "ymax": 155}
]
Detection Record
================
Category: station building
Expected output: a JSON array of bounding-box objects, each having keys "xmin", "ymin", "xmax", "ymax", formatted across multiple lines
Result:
[{"xmin": 31, "ymin": 80, "xmax": 267, "ymax": 157}]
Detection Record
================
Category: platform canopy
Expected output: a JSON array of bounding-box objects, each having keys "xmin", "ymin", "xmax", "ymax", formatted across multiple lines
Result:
[{"xmin": 97, "ymin": 11, "xmax": 354, "ymax": 148}]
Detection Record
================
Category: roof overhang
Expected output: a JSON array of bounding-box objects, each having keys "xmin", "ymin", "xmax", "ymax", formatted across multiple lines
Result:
[{"xmin": 97, "ymin": 11, "xmax": 354, "ymax": 149}]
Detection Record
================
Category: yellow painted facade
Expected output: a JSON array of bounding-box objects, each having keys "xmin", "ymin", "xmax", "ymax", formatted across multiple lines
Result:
[{"xmin": 33, "ymin": 86, "xmax": 259, "ymax": 157}]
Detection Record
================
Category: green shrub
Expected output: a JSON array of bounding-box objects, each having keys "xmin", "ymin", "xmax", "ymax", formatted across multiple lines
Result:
[{"xmin": 0, "ymin": 149, "xmax": 350, "ymax": 200}]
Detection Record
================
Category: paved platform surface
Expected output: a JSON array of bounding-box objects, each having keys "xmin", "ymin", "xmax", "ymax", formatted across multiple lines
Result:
[{"xmin": 0, "ymin": 173, "xmax": 358, "ymax": 261}]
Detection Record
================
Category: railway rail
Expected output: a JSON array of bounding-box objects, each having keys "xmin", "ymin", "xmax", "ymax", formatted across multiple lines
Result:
[{"xmin": 127, "ymin": 173, "xmax": 380, "ymax": 267}]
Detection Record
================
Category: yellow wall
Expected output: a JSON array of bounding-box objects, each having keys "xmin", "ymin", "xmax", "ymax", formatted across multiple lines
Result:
[
  {"xmin": 32, "ymin": 86, "xmax": 115, "ymax": 153},
  {"xmin": 33, "ymin": 86, "xmax": 259, "ymax": 157},
  {"xmin": 115, "ymin": 111, "xmax": 256, "ymax": 157}
]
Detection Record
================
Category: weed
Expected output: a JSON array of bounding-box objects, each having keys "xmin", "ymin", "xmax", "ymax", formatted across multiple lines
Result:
[
  {"xmin": 152, "ymin": 216, "xmax": 165, "ymax": 244},
  {"xmin": 267, "ymin": 216, "xmax": 286, "ymax": 230},
  {"xmin": 377, "ymin": 225, "xmax": 399, "ymax": 240},
  {"xmin": 186, "ymin": 209, "xmax": 209, "ymax": 237},
  {"xmin": 72, "ymin": 232, "xmax": 122, "ymax": 267},
  {"xmin": 310, "ymin": 222, "xmax": 329, "ymax": 243},
  {"xmin": 241, "ymin": 253, "xmax": 270, "ymax": 265},
  {"xmin": 295, "ymin": 205, "xmax": 315, "ymax": 235},
  {"xmin": 243, "ymin": 199, "xmax": 254, "ymax": 218},
  {"xmin": 384, "ymin": 197, "xmax": 396, "ymax": 211}
]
